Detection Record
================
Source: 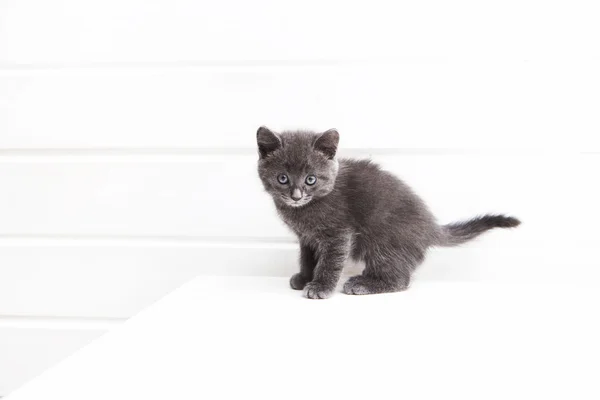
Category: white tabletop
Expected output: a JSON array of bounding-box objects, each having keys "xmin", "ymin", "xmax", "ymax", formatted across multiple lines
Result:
[{"xmin": 8, "ymin": 277, "xmax": 600, "ymax": 400}]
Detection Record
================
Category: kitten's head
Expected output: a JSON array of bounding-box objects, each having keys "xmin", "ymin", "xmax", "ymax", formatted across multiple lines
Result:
[{"xmin": 256, "ymin": 127, "xmax": 340, "ymax": 208}]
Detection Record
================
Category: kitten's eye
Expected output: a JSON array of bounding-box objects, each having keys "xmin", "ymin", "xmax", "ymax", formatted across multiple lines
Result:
[
  {"xmin": 305, "ymin": 175, "xmax": 317, "ymax": 185},
  {"xmin": 277, "ymin": 174, "xmax": 289, "ymax": 184}
]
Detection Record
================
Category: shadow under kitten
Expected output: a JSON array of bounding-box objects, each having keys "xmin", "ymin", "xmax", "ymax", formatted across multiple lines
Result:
[{"xmin": 256, "ymin": 127, "xmax": 520, "ymax": 299}]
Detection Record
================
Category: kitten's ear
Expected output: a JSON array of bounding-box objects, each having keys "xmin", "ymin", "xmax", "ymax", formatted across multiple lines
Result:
[
  {"xmin": 314, "ymin": 129, "xmax": 339, "ymax": 159},
  {"xmin": 256, "ymin": 126, "xmax": 281, "ymax": 159}
]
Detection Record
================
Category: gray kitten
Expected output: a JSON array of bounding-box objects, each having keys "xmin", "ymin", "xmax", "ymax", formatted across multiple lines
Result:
[{"xmin": 256, "ymin": 127, "xmax": 520, "ymax": 299}]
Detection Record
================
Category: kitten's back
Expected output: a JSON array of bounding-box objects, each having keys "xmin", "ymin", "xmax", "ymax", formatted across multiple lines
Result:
[{"xmin": 336, "ymin": 158, "xmax": 439, "ymax": 239}]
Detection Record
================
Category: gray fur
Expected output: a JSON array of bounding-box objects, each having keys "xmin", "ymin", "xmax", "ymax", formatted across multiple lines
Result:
[{"xmin": 256, "ymin": 127, "xmax": 520, "ymax": 299}]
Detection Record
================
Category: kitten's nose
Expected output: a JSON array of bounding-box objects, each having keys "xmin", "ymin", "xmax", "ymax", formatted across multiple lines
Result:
[{"xmin": 291, "ymin": 188, "xmax": 302, "ymax": 201}]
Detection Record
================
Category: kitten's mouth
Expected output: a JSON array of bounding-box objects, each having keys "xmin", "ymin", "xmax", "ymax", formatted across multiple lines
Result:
[{"xmin": 280, "ymin": 194, "xmax": 313, "ymax": 208}]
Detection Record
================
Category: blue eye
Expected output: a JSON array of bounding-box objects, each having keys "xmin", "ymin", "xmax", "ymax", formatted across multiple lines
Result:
[
  {"xmin": 277, "ymin": 174, "xmax": 289, "ymax": 184},
  {"xmin": 305, "ymin": 175, "xmax": 317, "ymax": 185}
]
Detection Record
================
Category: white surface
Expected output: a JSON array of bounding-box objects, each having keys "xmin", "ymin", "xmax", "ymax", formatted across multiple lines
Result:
[
  {"xmin": 0, "ymin": 241, "xmax": 296, "ymax": 317},
  {"xmin": 8, "ymin": 277, "xmax": 600, "ymax": 400},
  {"xmin": 0, "ymin": 325, "xmax": 107, "ymax": 395},
  {"xmin": 2, "ymin": 0, "xmax": 600, "ymax": 395}
]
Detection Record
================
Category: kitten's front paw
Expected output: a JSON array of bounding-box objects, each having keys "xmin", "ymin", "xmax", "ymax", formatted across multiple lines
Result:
[
  {"xmin": 289, "ymin": 273, "xmax": 309, "ymax": 290},
  {"xmin": 303, "ymin": 282, "xmax": 334, "ymax": 299}
]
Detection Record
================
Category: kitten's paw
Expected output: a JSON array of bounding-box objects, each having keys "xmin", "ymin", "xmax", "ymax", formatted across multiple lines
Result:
[
  {"xmin": 303, "ymin": 282, "xmax": 334, "ymax": 299},
  {"xmin": 343, "ymin": 275, "xmax": 407, "ymax": 295},
  {"xmin": 343, "ymin": 276, "xmax": 374, "ymax": 295},
  {"xmin": 289, "ymin": 273, "xmax": 309, "ymax": 290}
]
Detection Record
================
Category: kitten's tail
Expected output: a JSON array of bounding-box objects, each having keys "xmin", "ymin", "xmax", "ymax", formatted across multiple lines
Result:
[{"xmin": 436, "ymin": 214, "xmax": 520, "ymax": 247}]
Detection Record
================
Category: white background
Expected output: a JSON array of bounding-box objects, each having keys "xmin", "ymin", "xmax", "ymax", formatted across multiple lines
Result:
[{"xmin": 1, "ymin": 0, "xmax": 599, "ymax": 395}]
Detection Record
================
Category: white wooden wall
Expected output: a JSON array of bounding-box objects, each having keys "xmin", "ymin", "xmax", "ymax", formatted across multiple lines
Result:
[{"xmin": 1, "ymin": 0, "xmax": 599, "ymax": 395}]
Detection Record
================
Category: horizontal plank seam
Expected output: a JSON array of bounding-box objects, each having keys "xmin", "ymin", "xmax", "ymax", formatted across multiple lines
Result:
[
  {"xmin": 0, "ymin": 234, "xmax": 298, "ymax": 248},
  {"xmin": 1, "ymin": 57, "xmax": 598, "ymax": 72},
  {"xmin": 0, "ymin": 235, "xmax": 567, "ymax": 249},
  {"xmin": 0, "ymin": 148, "xmax": 588, "ymax": 157},
  {"xmin": 0, "ymin": 58, "xmax": 448, "ymax": 72}
]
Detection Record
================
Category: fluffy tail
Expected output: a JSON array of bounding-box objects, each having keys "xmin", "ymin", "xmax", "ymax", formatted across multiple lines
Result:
[{"xmin": 436, "ymin": 214, "xmax": 520, "ymax": 247}]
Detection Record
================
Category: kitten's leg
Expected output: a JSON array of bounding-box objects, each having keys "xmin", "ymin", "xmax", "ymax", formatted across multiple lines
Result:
[
  {"xmin": 303, "ymin": 234, "xmax": 351, "ymax": 299},
  {"xmin": 343, "ymin": 250, "xmax": 424, "ymax": 295},
  {"xmin": 290, "ymin": 244, "xmax": 317, "ymax": 290}
]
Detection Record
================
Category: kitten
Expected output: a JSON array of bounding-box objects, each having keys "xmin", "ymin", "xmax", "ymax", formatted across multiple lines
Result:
[{"xmin": 256, "ymin": 127, "xmax": 520, "ymax": 299}]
